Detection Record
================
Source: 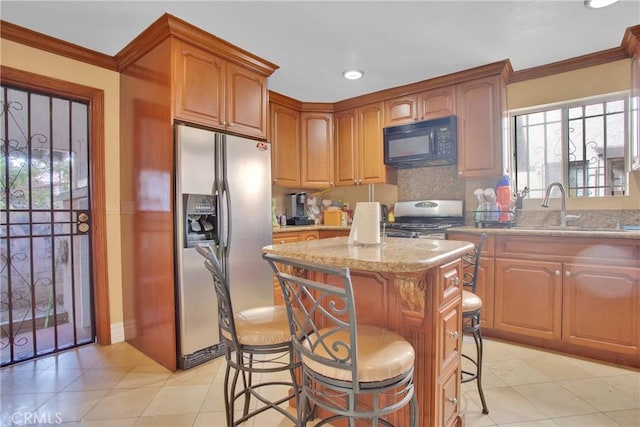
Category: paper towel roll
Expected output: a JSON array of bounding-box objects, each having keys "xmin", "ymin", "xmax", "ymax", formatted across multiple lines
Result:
[{"xmin": 348, "ymin": 202, "xmax": 381, "ymax": 245}]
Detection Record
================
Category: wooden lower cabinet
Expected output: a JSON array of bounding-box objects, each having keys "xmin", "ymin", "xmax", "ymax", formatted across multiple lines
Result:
[
  {"xmin": 488, "ymin": 234, "xmax": 640, "ymax": 367},
  {"xmin": 446, "ymin": 233, "xmax": 495, "ymax": 328},
  {"xmin": 319, "ymin": 229, "xmax": 350, "ymax": 238},
  {"xmin": 494, "ymin": 258, "xmax": 563, "ymax": 340},
  {"xmin": 563, "ymin": 263, "xmax": 640, "ymax": 355},
  {"xmin": 438, "ymin": 365, "xmax": 462, "ymax": 427},
  {"xmin": 271, "ymin": 230, "xmax": 320, "ymax": 305}
]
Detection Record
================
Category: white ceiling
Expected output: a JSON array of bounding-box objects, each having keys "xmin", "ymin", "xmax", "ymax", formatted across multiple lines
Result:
[{"xmin": 2, "ymin": 1, "xmax": 639, "ymax": 102}]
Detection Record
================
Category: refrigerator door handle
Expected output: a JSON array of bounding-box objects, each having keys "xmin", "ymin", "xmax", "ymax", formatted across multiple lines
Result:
[
  {"xmin": 213, "ymin": 133, "xmax": 226, "ymax": 269},
  {"xmin": 221, "ymin": 135, "xmax": 231, "ymax": 255}
]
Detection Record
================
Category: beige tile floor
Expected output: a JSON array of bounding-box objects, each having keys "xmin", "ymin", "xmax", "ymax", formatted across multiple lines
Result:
[{"xmin": 1, "ymin": 337, "xmax": 638, "ymax": 426}]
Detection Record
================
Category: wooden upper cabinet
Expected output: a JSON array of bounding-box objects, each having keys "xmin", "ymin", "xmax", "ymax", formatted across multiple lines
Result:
[
  {"xmin": 455, "ymin": 74, "xmax": 505, "ymax": 178},
  {"xmin": 418, "ymin": 86, "xmax": 456, "ymax": 121},
  {"xmin": 174, "ymin": 40, "xmax": 225, "ymax": 129},
  {"xmin": 456, "ymin": 75, "xmax": 505, "ymax": 178},
  {"xmin": 334, "ymin": 109, "xmax": 358, "ymax": 186},
  {"xmin": 358, "ymin": 102, "xmax": 390, "ymax": 184},
  {"xmin": 384, "ymin": 95, "xmax": 418, "ymax": 127},
  {"xmin": 335, "ymin": 103, "xmax": 395, "ymax": 186},
  {"xmin": 226, "ymin": 63, "xmax": 268, "ymax": 139},
  {"xmin": 301, "ymin": 112, "xmax": 334, "ymax": 188},
  {"xmin": 173, "ymin": 39, "xmax": 268, "ymax": 139},
  {"xmin": 384, "ymin": 85, "xmax": 456, "ymax": 127},
  {"xmin": 270, "ymin": 102, "xmax": 301, "ymax": 187}
]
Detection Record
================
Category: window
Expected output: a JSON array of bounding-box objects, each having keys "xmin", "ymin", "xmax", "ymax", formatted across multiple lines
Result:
[{"xmin": 512, "ymin": 94, "xmax": 628, "ymax": 199}]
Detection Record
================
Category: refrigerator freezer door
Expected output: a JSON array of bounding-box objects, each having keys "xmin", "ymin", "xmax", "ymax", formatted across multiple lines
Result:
[
  {"xmin": 175, "ymin": 125, "xmax": 221, "ymax": 360},
  {"xmin": 224, "ymin": 135, "xmax": 274, "ymax": 311}
]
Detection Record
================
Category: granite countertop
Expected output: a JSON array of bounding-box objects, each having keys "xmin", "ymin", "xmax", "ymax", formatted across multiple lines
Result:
[
  {"xmin": 272, "ymin": 224, "xmax": 350, "ymax": 233},
  {"xmin": 262, "ymin": 236, "xmax": 474, "ymax": 273},
  {"xmin": 448, "ymin": 225, "xmax": 640, "ymax": 240}
]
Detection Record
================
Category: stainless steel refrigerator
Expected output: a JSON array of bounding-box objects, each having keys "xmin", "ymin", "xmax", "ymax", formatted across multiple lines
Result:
[{"xmin": 174, "ymin": 123, "xmax": 273, "ymax": 369}]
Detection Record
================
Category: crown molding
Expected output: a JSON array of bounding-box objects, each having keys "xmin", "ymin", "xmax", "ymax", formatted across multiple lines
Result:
[
  {"xmin": 114, "ymin": 13, "xmax": 278, "ymax": 76},
  {"xmin": 509, "ymin": 47, "xmax": 630, "ymax": 83},
  {"xmin": 334, "ymin": 59, "xmax": 513, "ymax": 111},
  {"xmin": 621, "ymin": 24, "xmax": 640, "ymax": 56},
  {"xmin": 0, "ymin": 20, "xmax": 118, "ymax": 71}
]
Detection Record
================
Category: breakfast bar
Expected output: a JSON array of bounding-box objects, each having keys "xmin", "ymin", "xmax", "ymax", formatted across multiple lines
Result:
[{"xmin": 263, "ymin": 236, "xmax": 475, "ymax": 427}]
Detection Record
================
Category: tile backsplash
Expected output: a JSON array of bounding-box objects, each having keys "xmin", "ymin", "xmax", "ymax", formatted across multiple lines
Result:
[{"xmin": 397, "ymin": 165, "xmax": 465, "ymax": 201}]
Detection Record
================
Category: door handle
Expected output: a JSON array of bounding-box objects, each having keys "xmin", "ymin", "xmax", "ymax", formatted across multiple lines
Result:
[{"xmin": 76, "ymin": 210, "xmax": 90, "ymax": 233}]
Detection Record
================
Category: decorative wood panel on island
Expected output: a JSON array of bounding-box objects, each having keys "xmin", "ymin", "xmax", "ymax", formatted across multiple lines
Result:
[{"xmin": 262, "ymin": 236, "xmax": 475, "ymax": 427}]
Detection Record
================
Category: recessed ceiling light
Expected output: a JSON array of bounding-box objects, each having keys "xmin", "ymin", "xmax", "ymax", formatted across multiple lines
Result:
[
  {"xmin": 584, "ymin": 0, "xmax": 619, "ymax": 8},
  {"xmin": 343, "ymin": 69, "xmax": 364, "ymax": 80}
]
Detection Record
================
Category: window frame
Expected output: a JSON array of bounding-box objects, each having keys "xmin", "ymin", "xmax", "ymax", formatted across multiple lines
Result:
[{"xmin": 508, "ymin": 91, "xmax": 631, "ymax": 199}]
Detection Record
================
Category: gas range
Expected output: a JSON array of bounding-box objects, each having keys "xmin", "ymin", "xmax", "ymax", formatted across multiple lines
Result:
[{"xmin": 386, "ymin": 200, "xmax": 464, "ymax": 239}]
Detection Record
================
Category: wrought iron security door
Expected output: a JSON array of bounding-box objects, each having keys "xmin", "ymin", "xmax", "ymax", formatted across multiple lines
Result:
[{"xmin": 1, "ymin": 85, "xmax": 94, "ymax": 366}]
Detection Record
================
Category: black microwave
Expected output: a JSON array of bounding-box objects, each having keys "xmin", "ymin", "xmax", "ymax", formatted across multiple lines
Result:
[{"xmin": 383, "ymin": 115, "xmax": 457, "ymax": 168}]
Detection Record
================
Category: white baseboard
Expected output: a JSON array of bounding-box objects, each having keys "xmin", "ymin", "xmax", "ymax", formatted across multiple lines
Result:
[{"xmin": 110, "ymin": 322, "xmax": 125, "ymax": 343}]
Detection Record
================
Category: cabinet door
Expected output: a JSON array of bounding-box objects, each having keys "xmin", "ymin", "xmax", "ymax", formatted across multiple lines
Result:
[
  {"xmin": 334, "ymin": 109, "xmax": 358, "ymax": 186},
  {"xmin": 226, "ymin": 62, "xmax": 268, "ymax": 139},
  {"xmin": 563, "ymin": 263, "xmax": 640, "ymax": 355},
  {"xmin": 301, "ymin": 112, "xmax": 334, "ymax": 188},
  {"xmin": 475, "ymin": 258, "xmax": 495, "ymax": 328},
  {"xmin": 319, "ymin": 230, "xmax": 349, "ymax": 238},
  {"xmin": 358, "ymin": 102, "xmax": 387, "ymax": 184},
  {"xmin": 384, "ymin": 95, "xmax": 418, "ymax": 126},
  {"xmin": 437, "ymin": 298, "xmax": 462, "ymax": 372},
  {"xmin": 417, "ymin": 85, "xmax": 456, "ymax": 121},
  {"xmin": 438, "ymin": 365, "xmax": 461, "ymax": 427},
  {"xmin": 632, "ymin": 54, "xmax": 640, "ymax": 171},
  {"xmin": 495, "ymin": 258, "xmax": 562, "ymax": 340},
  {"xmin": 446, "ymin": 232, "xmax": 494, "ymax": 328},
  {"xmin": 270, "ymin": 103, "xmax": 301, "ymax": 187},
  {"xmin": 173, "ymin": 40, "xmax": 225, "ymax": 129},
  {"xmin": 456, "ymin": 75, "xmax": 504, "ymax": 178}
]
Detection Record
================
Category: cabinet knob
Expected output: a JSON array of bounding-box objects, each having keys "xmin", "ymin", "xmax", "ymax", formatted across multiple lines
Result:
[
  {"xmin": 447, "ymin": 396, "xmax": 458, "ymax": 406},
  {"xmin": 453, "ymin": 277, "xmax": 459, "ymax": 285},
  {"xmin": 221, "ymin": 121, "xmax": 227, "ymax": 126},
  {"xmin": 565, "ymin": 271, "xmax": 571, "ymax": 277},
  {"xmin": 448, "ymin": 331, "xmax": 459, "ymax": 339},
  {"xmin": 555, "ymin": 270, "xmax": 560, "ymax": 276},
  {"xmin": 229, "ymin": 122, "xmax": 235, "ymax": 127},
  {"xmin": 280, "ymin": 240, "xmax": 285, "ymax": 244}
]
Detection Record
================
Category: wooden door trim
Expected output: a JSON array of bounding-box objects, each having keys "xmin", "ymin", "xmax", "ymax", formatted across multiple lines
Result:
[{"xmin": 1, "ymin": 65, "xmax": 110, "ymax": 345}]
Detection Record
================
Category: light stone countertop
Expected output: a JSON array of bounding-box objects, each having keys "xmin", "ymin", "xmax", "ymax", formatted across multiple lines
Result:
[
  {"xmin": 262, "ymin": 236, "xmax": 474, "ymax": 273},
  {"xmin": 448, "ymin": 225, "xmax": 640, "ymax": 240}
]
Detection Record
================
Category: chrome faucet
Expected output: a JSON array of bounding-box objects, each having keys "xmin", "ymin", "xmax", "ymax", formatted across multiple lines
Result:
[{"xmin": 541, "ymin": 182, "xmax": 581, "ymax": 227}]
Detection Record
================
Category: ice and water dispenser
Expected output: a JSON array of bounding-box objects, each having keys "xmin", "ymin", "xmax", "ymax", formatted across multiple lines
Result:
[{"xmin": 183, "ymin": 193, "xmax": 217, "ymax": 248}]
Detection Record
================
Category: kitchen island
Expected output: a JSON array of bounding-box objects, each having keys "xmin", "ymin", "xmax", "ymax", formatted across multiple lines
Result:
[{"xmin": 263, "ymin": 236, "xmax": 475, "ymax": 427}]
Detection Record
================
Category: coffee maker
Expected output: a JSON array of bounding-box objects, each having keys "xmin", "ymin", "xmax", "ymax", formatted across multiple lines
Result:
[{"xmin": 285, "ymin": 192, "xmax": 314, "ymax": 225}]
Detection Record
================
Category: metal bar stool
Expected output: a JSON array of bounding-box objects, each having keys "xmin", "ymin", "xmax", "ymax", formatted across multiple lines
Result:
[
  {"xmin": 264, "ymin": 253, "xmax": 418, "ymax": 427},
  {"xmin": 460, "ymin": 232, "xmax": 489, "ymax": 414},
  {"xmin": 196, "ymin": 244, "xmax": 300, "ymax": 426}
]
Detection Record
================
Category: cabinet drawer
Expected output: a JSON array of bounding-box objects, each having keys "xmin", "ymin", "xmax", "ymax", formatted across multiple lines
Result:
[
  {"xmin": 438, "ymin": 365, "xmax": 461, "ymax": 427},
  {"xmin": 273, "ymin": 232, "xmax": 302, "ymax": 244},
  {"xmin": 448, "ymin": 232, "xmax": 494, "ymax": 257},
  {"xmin": 496, "ymin": 236, "xmax": 640, "ymax": 267},
  {"xmin": 438, "ymin": 299, "xmax": 462, "ymax": 372},
  {"xmin": 438, "ymin": 258, "xmax": 462, "ymax": 306}
]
